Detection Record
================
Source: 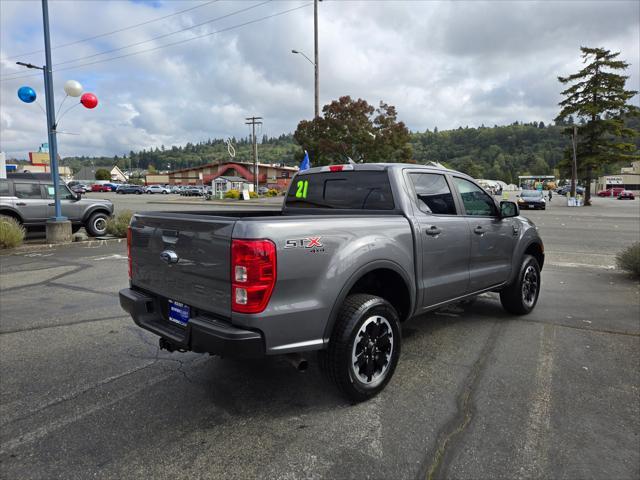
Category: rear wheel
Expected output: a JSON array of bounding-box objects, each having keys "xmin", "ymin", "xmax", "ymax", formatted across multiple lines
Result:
[
  {"xmin": 85, "ymin": 212, "xmax": 108, "ymax": 237},
  {"xmin": 319, "ymin": 294, "xmax": 401, "ymax": 403},
  {"xmin": 500, "ymin": 254, "xmax": 541, "ymax": 315}
]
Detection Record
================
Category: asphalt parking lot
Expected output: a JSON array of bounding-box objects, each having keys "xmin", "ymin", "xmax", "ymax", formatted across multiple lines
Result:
[{"xmin": 1, "ymin": 197, "xmax": 638, "ymax": 479}]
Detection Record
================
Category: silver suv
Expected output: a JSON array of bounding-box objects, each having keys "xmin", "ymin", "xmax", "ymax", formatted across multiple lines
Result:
[{"xmin": 0, "ymin": 173, "xmax": 114, "ymax": 236}]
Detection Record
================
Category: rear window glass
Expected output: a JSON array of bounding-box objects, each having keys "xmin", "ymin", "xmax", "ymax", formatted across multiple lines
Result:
[
  {"xmin": 285, "ymin": 171, "xmax": 394, "ymax": 210},
  {"xmin": 0, "ymin": 180, "xmax": 9, "ymax": 196},
  {"xmin": 14, "ymin": 183, "xmax": 42, "ymax": 199},
  {"xmin": 409, "ymin": 173, "xmax": 456, "ymax": 215}
]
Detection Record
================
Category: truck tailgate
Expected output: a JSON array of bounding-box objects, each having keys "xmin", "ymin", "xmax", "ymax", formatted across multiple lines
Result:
[{"xmin": 130, "ymin": 212, "xmax": 235, "ymax": 318}]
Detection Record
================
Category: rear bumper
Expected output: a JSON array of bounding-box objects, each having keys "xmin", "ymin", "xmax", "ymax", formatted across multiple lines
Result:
[{"xmin": 119, "ymin": 288, "xmax": 265, "ymax": 358}]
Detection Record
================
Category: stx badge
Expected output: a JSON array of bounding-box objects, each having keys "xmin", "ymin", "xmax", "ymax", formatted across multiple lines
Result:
[{"xmin": 285, "ymin": 237, "xmax": 324, "ymax": 251}]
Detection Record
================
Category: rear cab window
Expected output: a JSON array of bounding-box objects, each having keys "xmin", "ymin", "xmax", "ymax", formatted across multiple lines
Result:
[{"xmin": 285, "ymin": 171, "xmax": 395, "ymax": 210}]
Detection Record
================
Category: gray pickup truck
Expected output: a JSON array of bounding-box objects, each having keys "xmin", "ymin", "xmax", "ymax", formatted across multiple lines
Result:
[{"xmin": 120, "ymin": 163, "xmax": 544, "ymax": 401}]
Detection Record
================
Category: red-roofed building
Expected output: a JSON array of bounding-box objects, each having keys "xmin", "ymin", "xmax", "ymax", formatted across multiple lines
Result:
[{"xmin": 168, "ymin": 161, "xmax": 298, "ymax": 190}]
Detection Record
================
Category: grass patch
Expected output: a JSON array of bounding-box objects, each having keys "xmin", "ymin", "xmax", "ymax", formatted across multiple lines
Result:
[
  {"xmin": 616, "ymin": 242, "xmax": 640, "ymax": 277},
  {"xmin": 0, "ymin": 216, "xmax": 26, "ymax": 249},
  {"xmin": 106, "ymin": 210, "xmax": 133, "ymax": 238}
]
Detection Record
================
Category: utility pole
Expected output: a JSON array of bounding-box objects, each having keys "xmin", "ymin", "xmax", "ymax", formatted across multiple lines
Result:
[
  {"xmin": 571, "ymin": 125, "xmax": 578, "ymax": 198},
  {"xmin": 245, "ymin": 116, "xmax": 263, "ymax": 192},
  {"xmin": 314, "ymin": 0, "xmax": 320, "ymax": 118}
]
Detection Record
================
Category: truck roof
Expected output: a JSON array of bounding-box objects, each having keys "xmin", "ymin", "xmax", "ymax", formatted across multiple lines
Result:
[{"xmin": 298, "ymin": 162, "xmax": 462, "ymax": 176}]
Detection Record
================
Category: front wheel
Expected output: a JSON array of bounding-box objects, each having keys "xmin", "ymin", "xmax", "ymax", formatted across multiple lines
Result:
[
  {"xmin": 85, "ymin": 212, "xmax": 109, "ymax": 237},
  {"xmin": 500, "ymin": 254, "xmax": 541, "ymax": 315},
  {"xmin": 319, "ymin": 294, "xmax": 401, "ymax": 403}
]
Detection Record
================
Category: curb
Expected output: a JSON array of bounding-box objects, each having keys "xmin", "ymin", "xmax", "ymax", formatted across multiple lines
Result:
[{"xmin": 0, "ymin": 237, "xmax": 125, "ymax": 256}]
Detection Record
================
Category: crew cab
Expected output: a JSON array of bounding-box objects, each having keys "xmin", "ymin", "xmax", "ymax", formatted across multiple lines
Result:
[{"xmin": 120, "ymin": 164, "xmax": 544, "ymax": 401}]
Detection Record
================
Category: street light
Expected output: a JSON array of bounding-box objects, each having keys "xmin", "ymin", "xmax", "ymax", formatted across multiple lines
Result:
[{"xmin": 291, "ymin": 0, "xmax": 320, "ymax": 118}]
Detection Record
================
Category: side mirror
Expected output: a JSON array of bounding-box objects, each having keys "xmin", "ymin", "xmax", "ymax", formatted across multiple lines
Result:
[{"xmin": 500, "ymin": 201, "xmax": 519, "ymax": 218}]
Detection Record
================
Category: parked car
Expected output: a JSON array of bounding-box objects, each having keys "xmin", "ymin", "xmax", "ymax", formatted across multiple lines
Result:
[
  {"xmin": 70, "ymin": 184, "xmax": 86, "ymax": 194},
  {"xmin": 170, "ymin": 186, "xmax": 182, "ymax": 194},
  {"xmin": 91, "ymin": 183, "xmax": 111, "ymax": 192},
  {"xmin": 116, "ymin": 185, "xmax": 144, "ymax": 195},
  {"xmin": 517, "ymin": 190, "xmax": 546, "ymax": 210},
  {"xmin": 597, "ymin": 187, "xmax": 625, "ymax": 197},
  {"xmin": 145, "ymin": 185, "xmax": 170, "ymax": 194},
  {"xmin": 181, "ymin": 186, "xmax": 204, "ymax": 196},
  {"xmin": 556, "ymin": 185, "xmax": 585, "ymax": 196},
  {"xmin": 617, "ymin": 190, "xmax": 635, "ymax": 200},
  {"xmin": 1, "ymin": 172, "xmax": 114, "ymax": 236},
  {"xmin": 258, "ymin": 186, "xmax": 270, "ymax": 195},
  {"xmin": 120, "ymin": 163, "xmax": 544, "ymax": 402}
]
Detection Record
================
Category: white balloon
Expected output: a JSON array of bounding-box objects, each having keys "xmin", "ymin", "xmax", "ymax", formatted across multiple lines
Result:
[{"xmin": 63, "ymin": 80, "xmax": 83, "ymax": 97}]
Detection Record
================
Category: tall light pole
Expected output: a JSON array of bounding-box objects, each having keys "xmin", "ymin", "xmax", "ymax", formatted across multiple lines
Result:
[
  {"xmin": 291, "ymin": 0, "xmax": 320, "ymax": 118},
  {"xmin": 17, "ymin": 0, "xmax": 70, "ymax": 243}
]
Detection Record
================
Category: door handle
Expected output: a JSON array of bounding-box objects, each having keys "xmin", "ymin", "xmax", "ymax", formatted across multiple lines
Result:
[
  {"xmin": 48, "ymin": 203, "xmax": 55, "ymax": 206},
  {"xmin": 425, "ymin": 225, "xmax": 441, "ymax": 236},
  {"xmin": 473, "ymin": 226, "xmax": 485, "ymax": 235},
  {"xmin": 16, "ymin": 202, "xmax": 26, "ymax": 206}
]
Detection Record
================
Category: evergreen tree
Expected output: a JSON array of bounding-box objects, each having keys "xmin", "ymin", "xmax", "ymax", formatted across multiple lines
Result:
[{"xmin": 555, "ymin": 46, "xmax": 639, "ymax": 204}]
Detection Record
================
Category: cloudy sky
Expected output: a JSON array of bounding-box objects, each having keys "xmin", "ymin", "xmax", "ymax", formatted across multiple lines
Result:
[{"xmin": 1, "ymin": 0, "xmax": 638, "ymax": 159}]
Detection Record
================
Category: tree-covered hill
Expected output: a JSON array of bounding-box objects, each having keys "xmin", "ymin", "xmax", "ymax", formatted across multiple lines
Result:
[{"xmin": 59, "ymin": 118, "xmax": 638, "ymax": 183}]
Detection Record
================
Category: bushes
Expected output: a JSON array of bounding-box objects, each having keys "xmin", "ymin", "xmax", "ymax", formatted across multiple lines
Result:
[
  {"xmin": 0, "ymin": 216, "xmax": 26, "ymax": 249},
  {"xmin": 266, "ymin": 189, "xmax": 279, "ymax": 197},
  {"xmin": 106, "ymin": 210, "xmax": 133, "ymax": 238},
  {"xmin": 225, "ymin": 189, "xmax": 240, "ymax": 199},
  {"xmin": 616, "ymin": 242, "xmax": 640, "ymax": 277},
  {"xmin": 249, "ymin": 191, "xmax": 258, "ymax": 198}
]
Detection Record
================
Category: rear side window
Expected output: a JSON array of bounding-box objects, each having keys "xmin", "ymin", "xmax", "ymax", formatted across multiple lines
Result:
[
  {"xmin": 285, "ymin": 171, "xmax": 395, "ymax": 210},
  {"xmin": 13, "ymin": 183, "xmax": 42, "ymax": 199},
  {"xmin": 0, "ymin": 180, "xmax": 9, "ymax": 196},
  {"xmin": 409, "ymin": 173, "xmax": 456, "ymax": 215}
]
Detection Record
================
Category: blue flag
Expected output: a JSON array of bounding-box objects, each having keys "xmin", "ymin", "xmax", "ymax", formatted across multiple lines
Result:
[{"xmin": 300, "ymin": 150, "xmax": 310, "ymax": 171}]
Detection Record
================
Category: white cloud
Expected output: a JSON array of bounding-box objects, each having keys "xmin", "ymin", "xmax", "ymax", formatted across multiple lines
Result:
[{"xmin": 0, "ymin": 0, "xmax": 638, "ymax": 159}]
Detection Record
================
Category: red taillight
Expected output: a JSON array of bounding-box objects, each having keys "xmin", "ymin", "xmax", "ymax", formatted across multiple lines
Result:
[
  {"xmin": 231, "ymin": 239, "xmax": 276, "ymax": 314},
  {"xmin": 329, "ymin": 165, "xmax": 344, "ymax": 172},
  {"xmin": 127, "ymin": 226, "xmax": 132, "ymax": 279}
]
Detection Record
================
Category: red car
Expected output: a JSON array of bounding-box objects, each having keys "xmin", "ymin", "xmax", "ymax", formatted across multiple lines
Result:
[
  {"xmin": 617, "ymin": 190, "xmax": 635, "ymax": 200},
  {"xmin": 597, "ymin": 187, "xmax": 625, "ymax": 197},
  {"xmin": 91, "ymin": 184, "xmax": 111, "ymax": 192}
]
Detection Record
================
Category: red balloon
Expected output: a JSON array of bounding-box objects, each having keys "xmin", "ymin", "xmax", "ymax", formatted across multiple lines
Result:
[{"xmin": 80, "ymin": 92, "xmax": 98, "ymax": 109}]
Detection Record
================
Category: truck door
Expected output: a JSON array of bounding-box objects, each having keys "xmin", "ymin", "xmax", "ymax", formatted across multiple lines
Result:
[
  {"xmin": 452, "ymin": 176, "xmax": 516, "ymax": 291},
  {"xmin": 407, "ymin": 172, "xmax": 471, "ymax": 309},
  {"xmin": 12, "ymin": 182, "xmax": 49, "ymax": 225}
]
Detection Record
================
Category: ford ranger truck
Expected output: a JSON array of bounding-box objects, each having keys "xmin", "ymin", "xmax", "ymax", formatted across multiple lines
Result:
[{"xmin": 120, "ymin": 164, "xmax": 544, "ymax": 402}]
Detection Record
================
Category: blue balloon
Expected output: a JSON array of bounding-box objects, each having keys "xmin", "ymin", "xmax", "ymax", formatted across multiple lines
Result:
[{"xmin": 18, "ymin": 86, "xmax": 37, "ymax": 103}]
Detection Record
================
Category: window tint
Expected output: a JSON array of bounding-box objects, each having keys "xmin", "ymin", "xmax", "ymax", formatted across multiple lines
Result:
[
  {"xmin": 0, "ymin": 180, "xmax": 9, "ymax": 196},
  {"xmin": 409, "ymin": 173, "xmax": 456, "ymax": 215},
  {"xmin": 13, "ymin": 183, "xmax": 42, "ymax": 199},
  {"xmin": 454, "ymin": 177, "xmax": 497, "ymax": 216},
  {"xmin": 285, "ymin": 171, "xmax": 394, "ymax": 210}
]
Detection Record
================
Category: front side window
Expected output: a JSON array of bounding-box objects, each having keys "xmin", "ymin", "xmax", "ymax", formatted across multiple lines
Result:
[
  {"xmin": 454, "ymin": 177, "xmax": 497, "ymax": 216},
  {"xmin": 409, "ymin": 173, "xmax": 456, "ymax": 215},
  {"xmin": 13, "ymin": 183, "xmax": 42, "ymax": 199},
  {"xmin": 44, "ymin": 184, "xmax": 74, "ymax": 199}
]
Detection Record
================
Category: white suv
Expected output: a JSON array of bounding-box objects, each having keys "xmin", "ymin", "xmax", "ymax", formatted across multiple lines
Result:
[{"xmin": 145, "ymin": 185, "xmax": 169, "ymax": 194}]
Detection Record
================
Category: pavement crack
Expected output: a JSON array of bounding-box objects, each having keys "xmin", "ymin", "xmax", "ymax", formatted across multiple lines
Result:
[
  {"xmin": 420, "ymin": 321, "xmax": 503, "ymax": 480},
  {"xmin": 0, "ymin": 314, "xmax": 127, "ymax": 335}
]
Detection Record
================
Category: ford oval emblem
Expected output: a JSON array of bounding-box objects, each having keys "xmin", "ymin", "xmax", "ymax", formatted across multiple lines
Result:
[{"xmin": 160, "ymin": 250, "xmax": 179, "ymax": 264}]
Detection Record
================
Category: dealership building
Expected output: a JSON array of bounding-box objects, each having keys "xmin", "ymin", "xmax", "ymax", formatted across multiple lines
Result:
[
  {"xmin": 167, "ymin": 161, "xmax": 299, "ymax": 189},
  {"xmin": 592, "ymin": 161, "xmax": 640, "ymax": 193}
]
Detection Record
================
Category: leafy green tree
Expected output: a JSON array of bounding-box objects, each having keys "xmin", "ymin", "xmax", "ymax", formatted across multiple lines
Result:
[
  {"xmin": 555, "ymin": 46, "xmax": 639, "ymax": 204},
  {"xmin": 95, "ymin": 168, "xmax": 111, "ymax": 180},
  {"xmin": 294, "ymin": 96, "xmax": 412, "ymax": 166}
]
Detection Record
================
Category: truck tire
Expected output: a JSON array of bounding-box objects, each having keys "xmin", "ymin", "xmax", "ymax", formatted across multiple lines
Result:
[
  {"xmin": 85, "ymin": 212, "xmax": 108, "ymax": 237},
  {"xmin": 500, "ymin": 254, "xmax": 541, "ymax": 315},
  {"xmin": 320, "ymin": 294, "xmax": 401, "ymax": 403}
]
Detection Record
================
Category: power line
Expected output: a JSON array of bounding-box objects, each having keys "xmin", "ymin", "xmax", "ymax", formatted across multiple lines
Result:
[
  {"xmin": 4, "ymin": 0, "xmax": 220, "ymax": 60},
  {"xmin": 2, "ymin": 0, "xmax": 270, "ymax": 79},
  {"xmin": 53, "ymin": 1, "xmax": 272, "ymax": 68},
  {"xmin": 1, "ymin": 3, "xmax": 311, "ymax": 83}
]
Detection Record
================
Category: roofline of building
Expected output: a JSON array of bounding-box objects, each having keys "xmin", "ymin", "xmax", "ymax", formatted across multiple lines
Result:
[{"xmin": 169, "ymin": 160, "xmax": 298, "ymax": 175}]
